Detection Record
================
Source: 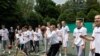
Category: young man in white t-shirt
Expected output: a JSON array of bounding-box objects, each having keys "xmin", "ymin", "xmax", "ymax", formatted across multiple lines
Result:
[
  {"xmin": 1, "ymin": 25, "xmax": 9, "ymax": 54},
  {"xmin": 81, "ymin": 15, "xmax": 100, "ymax": 56},
  {"xmin": 46, "ymin": 25, "xmax": 61, "ymax": 56},
  {"xmin": 34, "ymin": 27, "xmax": 40, "ymax": 54},
  {"xmin": 61, "ymin": 21, "xmax": 70, "ymax": 56},
  {"xmin": 72, "ymin": 19, "xmax": 87, "ymax": 56},
  {"xmin": 28, "ymin": 26, "xmax": 35, "ymax": 51},
  {"xmin": 21, "ymin": 26, "xmax": 30, "ymax": 55}
]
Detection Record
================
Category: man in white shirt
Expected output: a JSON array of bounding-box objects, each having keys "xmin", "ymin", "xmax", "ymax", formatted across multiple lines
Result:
[
  {"xmin": 81, "ymin": 15, "xmax": 100, "ymax": 56},
  {"xmin": 72, "ymin": 19, "xmax": 87, "ymax": 56},
  {"xmin": 21, "ymin": 26, "xmax": 30, "ymax": 55},
  {"xmin": 1, "ymin": 25, "xmax": 9, "ymax": 54},
  {"xmin": 34, "ymin": 27, "xmax": 40, "ymax": 54},
  {"xmin": 46, "ymin": 25, "xmax": 60, "ymax": 56},
  {"xmin": 61, "ymin": 21, "xmax": 70, "ymax": 56}
]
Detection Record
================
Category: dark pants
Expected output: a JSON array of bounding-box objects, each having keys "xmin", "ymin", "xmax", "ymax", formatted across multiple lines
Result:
[
  {"xmin": 30, "ymin": 40, "xmax": 35, "ymax": 51},
  {"xmin": 9, "ymin": 33, "xmax": 15, "ymax": 45},
  {"xmin": 0, "ymin": 36, "xmax": 2, "ymax": 41},
  {"xmin": 20, "ymin": 44, "xmax": 24, "ymax": 50},
  {"xmin": 47, "ymin": 43, "xmax": 60, "ymax": 56},
  {"xmin": 34, "ymin": 41, "xmax": 39, "ymax": 53},
  {"xmin": 23, "ymin": 42, "xmax": 30, "ymax": 55},
  {"xmin": 95, "ymin": 53, "xmax": 100, "ymax": 56}
]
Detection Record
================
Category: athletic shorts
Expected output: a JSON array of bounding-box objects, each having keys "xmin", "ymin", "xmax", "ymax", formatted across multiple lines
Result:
[{"xmin": 62, "ymin": 40, "xmax": 68, "ymax": 47}]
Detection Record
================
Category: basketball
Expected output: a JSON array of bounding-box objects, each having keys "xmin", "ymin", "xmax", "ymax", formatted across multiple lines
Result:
[
  {"xmin": 8, "ymin": 45, "xmax": 12, "ymax": 49},
  {"xmin": 41, "ymin": 26, "xmax": 46, "ymax": 33}
]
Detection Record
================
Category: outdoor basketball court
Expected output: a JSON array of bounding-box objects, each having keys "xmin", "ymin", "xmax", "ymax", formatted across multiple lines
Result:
[{"xmin": 0, "ymin": 33, "xmax": 91, "ymax": 56}]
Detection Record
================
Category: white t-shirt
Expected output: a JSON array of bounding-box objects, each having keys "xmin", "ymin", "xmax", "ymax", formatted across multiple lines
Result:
[
  {"xmin": 92, "ymin": 27, "xmax": 100, "ymax": 53},
  {"xmin": 61, "ymin": 26, "xmax": 70, "ymax": 41},
  {"xmin": 15, "ymin": 29, "xmax": 22, "ymax": 34},
  {"xmin": 15, "ymin": 33, "xmax": 24, "ymax": 44},
  {"xmin": 27, "ymin": 30, "xmax": 34, "ymax": 40},
  {"xmin": 38, "ymin": 28, "xmax": 43, "ymax": 40},
  {"xmin": 22, "ymin": 31, "xmax": 30, "ymax": 43},
  {"xmin": 33, "ymin": 32, "xmax": 40, "ymax": 41},
  {"xmin": 15, "ymin": 33, "xmax": 20, "ymax": 39},
  {"xmin": 1, "ymin": 28, "xmax": 9, "ymax": 40},
  {"xmin": 73, "ymin": 27, "xmax": 87, "ymax": 46},
  {"xmin": 56, "ymin": 29, "xmax": 62, "ymax": 41},
  {"xmin": 48, "ymin": 30, "xmax": 59, "ymax": 45},
  {"xmin": 0, "ymin": 29, "xmax": 2, "ymax": 36},
  {"xmin": 46, "ymin": 27, "xmax": 51, "ymax": 38}
]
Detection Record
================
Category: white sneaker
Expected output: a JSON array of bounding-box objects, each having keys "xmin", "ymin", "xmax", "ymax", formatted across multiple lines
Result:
[
  {"xmin": 3, "ymin": 51, "xmax": 5, "ymax": 54},
  {"xmin": 59, "ymin": 53, "xmax": 61, "ymax": 56},
  {"xmin": 36, "ymin": 53, "xmax": 39, "ymax": 55},
  {"xmin": 8, "ymin": 51, "xmax": 11, "ymax": 54}
]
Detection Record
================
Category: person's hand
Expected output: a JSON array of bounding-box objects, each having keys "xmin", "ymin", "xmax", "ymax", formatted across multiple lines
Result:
[
  {"xmin": 80, "ymin": 35, "xmax": 84, "ymax": 38},
  {"xmin": 81, "ymin": 45, "xmax": 85, "ymax": 49},
  {"xmin": 72, "ymin": 44, "xmax": 75, "ymax": 49}
]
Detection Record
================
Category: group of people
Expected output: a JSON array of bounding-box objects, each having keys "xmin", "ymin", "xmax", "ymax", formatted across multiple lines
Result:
[{"xmin": 0, "ymin": 14, "xmax": 100, "ymax": 56}]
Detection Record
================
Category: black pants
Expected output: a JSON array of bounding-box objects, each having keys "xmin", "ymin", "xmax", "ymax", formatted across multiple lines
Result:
[
  {"xmin": 47, "ymin": 43, "xmax": 60, "ymax": 56},
  {"xmin": 34, "ymin": 41, "xmax": 39, "ymax": 52},
  {"xmin": 30, "ymin": 40, "xmax": 35, "ymax": 51},
  {"xmin": 0, "ymin": 36, "xmax": 1, "ymax": 41},
  {"xmin": 95, "ymin": 53, "xmax": 100, "ymax": 56},
  {"xmin": 9, "ymin": 33, "xmax": 15, "ymax": 45}
]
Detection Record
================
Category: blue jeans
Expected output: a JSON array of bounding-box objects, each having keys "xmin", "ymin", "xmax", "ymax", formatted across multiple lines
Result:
[{"xmin": 76, "ymin": 45, "xmax": 85, "ymax": 56}]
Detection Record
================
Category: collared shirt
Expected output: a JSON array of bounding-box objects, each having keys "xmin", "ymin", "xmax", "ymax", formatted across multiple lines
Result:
[
  {"xmin": 1, "ymin": 28, "xmax": 9, "ymax": 40},
  {"xmin": 92, "ymin": 27, "xmax": 100, "ymax": 53},
  {"xmin": 73, "ymin": 27, "xmax": 87, "ymax": 46},
  {"xmin": 48, "ymin": 30, "xmax": 59, "ymax": 45}
]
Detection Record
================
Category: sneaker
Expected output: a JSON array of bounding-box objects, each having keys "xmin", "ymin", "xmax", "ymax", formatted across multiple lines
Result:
[
  {"xmin": 3, "ymin": 51, "xmax": 5, "ymax": 54},
  {"xmin": 8, "ymin": 51, "xmax": 11, "ymax": 54},
  {"xmin": 36, "ymin": 53, "xmax": 39, "ymax": 55},
  {"xmin": 64, "ymin": 55, "xmax": 67, "ymax": 56},
  {"xmin": 59, "ymin": 53, "xmax": 61, "ymax": 56}
]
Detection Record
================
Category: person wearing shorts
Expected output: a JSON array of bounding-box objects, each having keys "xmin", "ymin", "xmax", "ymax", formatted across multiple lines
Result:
[{"xmin": 61, "ymin": 21, "xmax": 70, "ymax": 56}]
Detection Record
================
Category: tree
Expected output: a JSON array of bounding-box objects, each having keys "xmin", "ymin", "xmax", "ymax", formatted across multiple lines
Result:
[
  {"xmin": 0, "ymin": 0, "xmax": 17, "ymax": 27},
  {"xmin": 58, "ymin": 9, "xmax": 76, "ymax": 23},
  {"xmin": 86, "ymin": 9, "xmax": 99, "ymax": 22},
  {"xmin": 16, "ymin": 0, "xmax": 34, "ymax": 24},
  {"xmin": 34, "ymin": 0, "xmax": 60, "ymax": 19},
  {"xmin": 76, "ymin": 11, "xmax": 86, "ymax": 18}
]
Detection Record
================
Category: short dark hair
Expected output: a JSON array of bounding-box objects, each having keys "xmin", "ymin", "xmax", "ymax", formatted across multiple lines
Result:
[{"xmin": 76, "ymin": 18, "xmax": 83, "ymax": 22}]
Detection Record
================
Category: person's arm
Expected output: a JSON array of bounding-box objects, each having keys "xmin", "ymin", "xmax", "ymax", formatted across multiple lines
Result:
[
  {"xmin": 47, "ymin": 31, "xmax": 54, "ymax": 39},
  {"xmin": 72, "ymin": 36, "xmax": 75, "ymax": 48},
  {"xmin": 80, "ymin": 35, "xmax": 94, "ymax": 41}
]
